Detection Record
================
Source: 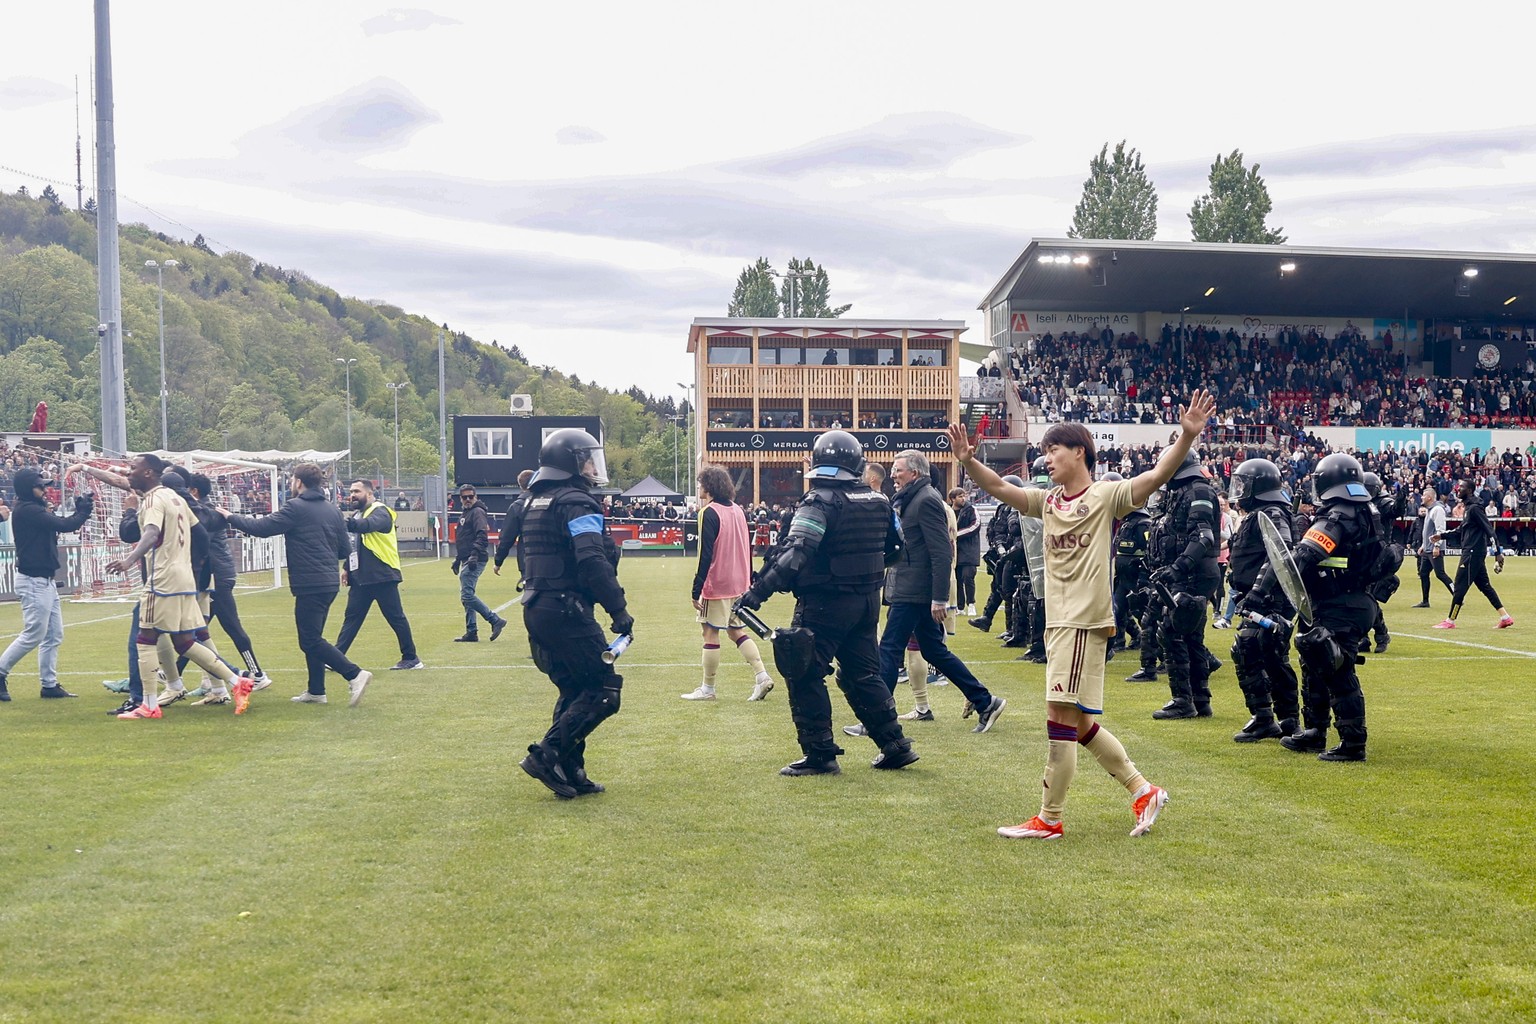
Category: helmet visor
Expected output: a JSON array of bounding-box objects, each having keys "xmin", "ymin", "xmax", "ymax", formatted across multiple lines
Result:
[
  {"xmin": 579, "ymin": 448, "xmax": 608, "ymax": 486},
  {"xmin": 1229, "ymin": 474, "xmax": 1251, "ymax": 506}
]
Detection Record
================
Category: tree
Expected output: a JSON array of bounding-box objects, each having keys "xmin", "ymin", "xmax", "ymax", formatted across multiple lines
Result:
[
  {"xmin": 1189, "ymin": 149, "xmax": 1286, "ymax": 244},
  {"xmin": 780, "ymin": 257, "xmax": 851, "ymax": 318},
  {"xmin": 1067, "ymin": 141, "xmax": 1158, "ymax": 240},
  {"xmin": 727, "ymin": 257, "xmax": 780, "ymax": 317},
  {"xmin": 193, "ymin": 233, "xmax": 214, "ymax": 254}
]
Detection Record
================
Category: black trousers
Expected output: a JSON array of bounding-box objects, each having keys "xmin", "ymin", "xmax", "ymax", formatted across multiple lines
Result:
[
  {"xmin": 1297, "ymin": 592, "xmax": 1377, "ymax": 747},
  {"xmin": 954, "ymin": 564, "xmax": 977, "ymax": 607},
  {"xmin": 524, "ymin": 590, "xmax": 621, "ymax": 772},
  {"xmin": 335, "ymin": 581, "xmax": 417, "ymax": 660},
  {"xmin": 294, "ymin": 589, "xmax": 360, "ymax": 695},
  {"xmin": 1418, "ymin": 552, "xmax": 1453, "ymax": 601},
  {"xmin": 1163, "ymin": 586, "xmax": 1214, "ymax": 707},
  {"xmin": 786, "ymin": 589, "xmax": 906, "ymax": 760},
  {"xmin": 1450, "ymin": 550, "xmax": 1503, "ymax": 613}
]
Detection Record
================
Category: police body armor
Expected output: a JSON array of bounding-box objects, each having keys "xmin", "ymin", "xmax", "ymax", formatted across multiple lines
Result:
[
  {"xmin": 1301, "ymin": 502, "xmax": 1378, "ymax": 600},
  {"xmin": 1162, "ymin": 478, "xmax": 1221, "ymax": 581},
  {"xmin": 794, "ymin": 485, "xmax": 891, "ymax": 593},
  {"xmin": 1115, "ymin": 513, "xmax": 1151, "ymax": 587},
  {"xmin": 1228, "ymin": 503, "xmax": 1293, "ymax": 600},
  {"xmin": 1366, "ymin": 493, "xmax": 1402, "ymax": 603},
  {"xmin": 521, "ymin": 484, "xmax": 602, "ymax": 595}
]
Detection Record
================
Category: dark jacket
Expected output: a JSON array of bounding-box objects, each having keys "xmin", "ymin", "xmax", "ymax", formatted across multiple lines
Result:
[
  {"xmin": 10, "ymin": 467, "xmax": 91, "ymax": 579},
  {"xmin": 226, "ymin": 488, "xmax": 348, "ymax": 594},
  {"xmin": 886, "ymin": 477, "xmax": 952, "ymax": 605},
  {"xmin": 456, "ymin": 501, "xmax": 490, "ymax": 561},
  {"xmin": 494, "ymin": 493, "xmax": 530, "ymax": 571},
  {"xmin": 953, "ymin": 501, "xmax": 981, "ymax": 568},
  {"xmin": 345, "ymin": 501, "xmax": 402, "ymax": 586}
]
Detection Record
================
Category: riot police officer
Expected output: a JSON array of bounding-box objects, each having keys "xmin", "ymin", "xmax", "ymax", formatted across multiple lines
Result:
[
  {"xmin": 1226, "ymin": 458, "xmax": 1301, "ymax": 742},
  {"xmin": 1125, "ymin": 486, "xmax": 1168, "ymax": 683},
  {"xmin": 1014, "ymin": 458, "xmax": 1051, "ymax": 663},
  {"xmin": 1245, "ymin": 453, "xmax": 1388, "ymax": 761},
  {"xmin": 1111, "ymin": 490, "xmax": 1150, "ymax": 657},
  {"xmin": 517, "ymin": 429, "xmax": 633, "ymax": 798},
  {"xmin": 737, "ymin": 431, "xmax": 915, "ymax": 776},
  {"xmin": 970, "ymin": 476, "xmax": 1024, "ymax": 637},
  {"xmin": 1150, "ymin": 454, "xmax": 1220, "ymax": 719},
  {"xmin": 1361, "ymin": 472, "xmax": 1399, "ymax": 653}
]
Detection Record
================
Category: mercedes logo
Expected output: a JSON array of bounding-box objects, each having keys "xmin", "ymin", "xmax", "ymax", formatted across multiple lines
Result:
[
  {"xmin": 750, "ymin": 433, "xmax": 765, "ymax": 449},
  {"xmin": 873, "ymin": 434, "xmax": 889, "ymax": 449},
  {"xmin": 936, "ymin": 434, "xmax": 950, "ymax": 449}
]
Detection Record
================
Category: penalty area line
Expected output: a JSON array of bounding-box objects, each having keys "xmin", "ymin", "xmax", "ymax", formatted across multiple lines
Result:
[{"xmin": 1394, "ymin": 631, "xmax": 1536, "ymax": 659}]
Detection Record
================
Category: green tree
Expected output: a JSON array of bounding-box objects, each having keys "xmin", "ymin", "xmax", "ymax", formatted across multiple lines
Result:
[
  {"xmin": 1189, "ymin": 149, "xmax": 1286, "ymax": 244},
  {"xmin": 727, "ymin": 257, "xmax": 780, "ymax": 317},
  {"xmin": 780, "ymin": 257, "xmax": 851, "ymax": 318},
  {"xmin": 1068, "ymin": 141, "xmax": 1158, "ymax": 240}
]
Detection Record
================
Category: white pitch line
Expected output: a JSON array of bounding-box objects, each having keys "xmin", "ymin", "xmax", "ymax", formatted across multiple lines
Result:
[{"xmin": 1392, "ymin": 631, "xmax": 1536, "ymax": 659}]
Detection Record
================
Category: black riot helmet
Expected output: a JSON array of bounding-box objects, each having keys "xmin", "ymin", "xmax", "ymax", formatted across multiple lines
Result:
[
  {"xmin": 533, "ymin": 429, "xmax": 608, "ymax": 486},
  {"xmin": 1144, "ymin": 485, "xmax": 1168, "ymax": 518},
  {"xmin": 1100, "ymin": 471, "xmax": 1124, "ymax": 482},
  {"xmin": 808, "ymin": 430, "xmax": 864, "ymax": 482},
  {"xmin": 1031, "ymin": 456, "xmax": 1050, "ymax": 484},
  {"xmin": 1001, "ymin": 474, "xmax": 1025, "ymax": 488},
  {"xmin": 1229, "ymin": 458, "xmax": 1288, "ymax": 511},
  {"xmin": 1169, "ymin": 451, "xmax": 1205, "ymax": 484},
  {"xmin": 1361, "ymin": 471, "xmax": 1383, "ymax": 498},
  {"xmin": 1313, "ymin": 452, "xmax": 1371, "ymax": 504}
]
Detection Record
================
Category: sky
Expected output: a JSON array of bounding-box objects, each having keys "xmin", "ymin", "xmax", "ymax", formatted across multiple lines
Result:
[{"xmin": 5, "ymin": 2, "xmax": 1536, "ymax": 401}]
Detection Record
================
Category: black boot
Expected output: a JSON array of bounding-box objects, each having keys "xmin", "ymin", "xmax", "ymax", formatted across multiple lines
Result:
[
  {"xmin": 871, "ymin": 738, "xmax": 919, "ymax": 770},
  {"xmin": 1125, "ymin": 668, "xmax": 1158, "ymax": 682},
  {"xmin": 520, "ymin": 745, "xmax": 577, "ymax": 798},
  {"xmin": 1277, "ymin": 717, "xmax": 1298, "ymax": 737},
  {"xmin": 453, "ymin": 632, "xmax": 479, "ymax": 643},
  {"xmin": 1152, "ymin": 699, "xmax": 1197, "ymax": 720},
  {"xmin": 565, "ymin": 764, "xmax": 605, "ymax": 795},
  {"xmin": 1233, "ymin": 711, "xmax": 1282, "ymax": 743},
  {"xmin": 968, "ymin": 616, "xmax": 993, "ymax": 632},
  {"xmin": 780, "ymin": 756, "xmax": 842, "ymax": 776},
  {"xmin": 1280, "ymin": 728, "xmax": 1327, "ymax": 753},
  {"xmin": 1319, "ymin": 744, "xmax": 1366, "ymax": 762}
]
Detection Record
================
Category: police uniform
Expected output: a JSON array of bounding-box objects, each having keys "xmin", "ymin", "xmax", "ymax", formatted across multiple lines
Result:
[
  {"xmin": 1111, "ymin": 506, "xmax": 1151, "ymax": 653},
  {"xmin": 1364, "ymin": 478, "xmax": 1399, "ymax": 652},
  {"xmin": 518, "ymin": 430, "xmax": 632, "ymax": 798},
  {"xmin": 740, "ymin": 431, "xmax": 914, "ymax": 775},
  {"xmin": 1152, "ymin": 458, "xmax": 1221, "ymax": 718},
  {"xmin": 1226, "ymin": 460, "xmax": 1300, "ymax": 742},
  {"xmin": 972, "ymin": 492, "xmax": 1021, "ymax": 634},
  {"xmin": 1250, "ymin": 454, "xmax": 1384, "ymax": 761}
]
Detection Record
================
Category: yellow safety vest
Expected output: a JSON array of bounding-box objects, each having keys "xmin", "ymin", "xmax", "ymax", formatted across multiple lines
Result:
[{"xmin": 360, "ymin": 501, "xmax": 402, "ymax": 571}]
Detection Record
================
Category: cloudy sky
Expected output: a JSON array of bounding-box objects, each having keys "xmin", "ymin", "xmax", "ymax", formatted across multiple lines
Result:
[{"xmin": 5, "ymin": 2, "xmax": 1536, "ymax": 398}]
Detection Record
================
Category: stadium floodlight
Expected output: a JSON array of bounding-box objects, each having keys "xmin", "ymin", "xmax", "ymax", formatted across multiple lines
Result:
[
  {"xmin": 1505, "ymin": 295, "xmax": 1518, "ymax": 306},
  {"xmin": 1463, "ymin": 267, "xmax": 1480, "ymax": 278},
  {"xmin": 1071, "ymin": 255, "xmax": 1090, "ymax": 265},
  {"xmin": 1279, "ymin": 261, "xmax": 1297, "ymax": 274},
  {"xmin": 1203, "ymin": 286, "xmax": 1216, "ymax": 297}
]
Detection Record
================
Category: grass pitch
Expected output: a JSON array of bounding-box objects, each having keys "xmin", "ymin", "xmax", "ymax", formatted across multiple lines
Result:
[{"xmin": 0, "ymin": 555, "xmax": 1532, "ymax": 1022}]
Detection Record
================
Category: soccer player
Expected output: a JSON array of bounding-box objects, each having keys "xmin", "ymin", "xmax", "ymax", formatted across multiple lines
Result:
[
  {"xmin": 105, "ymin": 455, "xmax": 255, "ymax": 718},
  {"xmin": 946, "ymin": 388, "xmax": 1215, "ymax": 840},
  {"xmin": 1431, "ymin": 477, "xmax": 1512, "ymax": 629},
  {"xmin": 681, "ymin": 465, "xmax": 774, "ymax": 702}
]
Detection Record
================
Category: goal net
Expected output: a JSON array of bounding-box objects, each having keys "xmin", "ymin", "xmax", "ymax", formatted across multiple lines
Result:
[{"xmin": 12, "ymin": 446, "xmax": 284, "ymax": 603}]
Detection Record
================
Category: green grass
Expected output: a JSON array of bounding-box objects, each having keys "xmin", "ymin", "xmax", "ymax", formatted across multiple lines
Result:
[{"xmin": 0, "ymin": 555, "xmax": 1532, "ymax": 1022}]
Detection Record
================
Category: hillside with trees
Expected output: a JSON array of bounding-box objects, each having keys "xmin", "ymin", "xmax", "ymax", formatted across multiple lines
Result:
[{"xmin": 0, "ymin": 188, "xmax": 689, "ymax": 488}]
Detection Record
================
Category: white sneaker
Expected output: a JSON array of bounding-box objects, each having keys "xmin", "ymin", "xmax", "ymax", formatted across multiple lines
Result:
[
  {"xmin": 348, "ymin": 670, "xmax": 372, "ymax": 708},
  {"xmin": 748, "ymin": 675, "xmax": 774, "ymax": 701},
  {"xmin": 680, "ymin": 686, "xmax": 716, "ymax": 701},
  {"xmin": 291, "ymin": 692, "xmax": 328, "ymax": 704},
  {"xmin": 965, "ymin": 604, "xmax": 977, "ymax": 617},
  {"xmin": 249, "ymin": 673, "xmax": 274, "ymax": 692},
  {"xmin": 1213, "ymin": 617, "xmax": 1230, "ymax": 629}
]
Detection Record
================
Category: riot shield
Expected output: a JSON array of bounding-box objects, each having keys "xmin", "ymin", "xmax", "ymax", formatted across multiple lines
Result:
[
  {"xmin": 1258, "ymin": 511, "xmax": 1314, "ymax": 626},
  {"xmin": 1020, "ymin": 514, "xmax": 1045, "ymax": 594}
]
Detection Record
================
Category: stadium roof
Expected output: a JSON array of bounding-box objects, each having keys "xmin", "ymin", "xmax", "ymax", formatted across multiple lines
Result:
[
  {"xmin": 980, "ymin": 238, "xmax": 1536, "ymax": 324},
  {"xmin": 687, "ymin": 317, "xmax": 965, "ymax": 352}
]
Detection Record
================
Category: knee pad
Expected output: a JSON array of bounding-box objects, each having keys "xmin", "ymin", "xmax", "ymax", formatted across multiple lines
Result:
[
  {"xmin": 1171, "ymin": 592, "xmax": 1205, "ymax": 633},
  {"xmin": 1295, "ymin": 626, "xmax": 1347, "ymax": 674},
  {"xmin": 1230, "ymin": 626, "xmax": 1265, "ymax": 674},
  {"xmin": 171, "ymin": 633, "xmax": 196, "ymax": 655},
  {"xmin": 136, "ymin": 629, "xmax": 160, "ymax": 647}
]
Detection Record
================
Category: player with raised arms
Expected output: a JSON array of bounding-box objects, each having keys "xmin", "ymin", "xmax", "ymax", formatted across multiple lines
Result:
[{"xmin": 946, "ymin": 388, "xmax": 1215, "ymax": 839}]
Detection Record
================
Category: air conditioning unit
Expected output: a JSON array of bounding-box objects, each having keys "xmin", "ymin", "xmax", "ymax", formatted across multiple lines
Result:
[{"xmin": 509, "ymin": 394, "xmax": 534, "ymax": 415}]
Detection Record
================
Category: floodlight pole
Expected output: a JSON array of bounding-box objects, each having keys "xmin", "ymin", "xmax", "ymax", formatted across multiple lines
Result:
[
  {"xmin": 386, "ymin": 381, "xmax": 407, "ymax": 487},
  {"xmin": 335, "ymin": 357, "xmax": 357, "ymax": 479},
  {"xmin": 146, "ymin": 258, "xmax": 177, "ymax": 450},
  {"xmin": 94, "ymin": 0, "xmax": 127, "ymax": 454}
]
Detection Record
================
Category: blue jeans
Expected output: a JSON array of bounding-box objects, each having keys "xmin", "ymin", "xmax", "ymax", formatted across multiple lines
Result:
[
  {"xmin": 878, "ymin": 601, "xmax": 992, "ymax": 709},
  {"xmin": 459, "ymin": 558, "xmax": 497, "ymax": 632},
  {"xmin": 0, "ymin": 573, "xmax": 65, "ymax": 688}
]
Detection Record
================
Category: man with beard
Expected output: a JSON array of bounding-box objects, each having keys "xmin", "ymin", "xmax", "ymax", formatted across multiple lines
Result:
[{"xmin": 335, "ymin": 478, "xmax": 423, "ymax": 671}]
